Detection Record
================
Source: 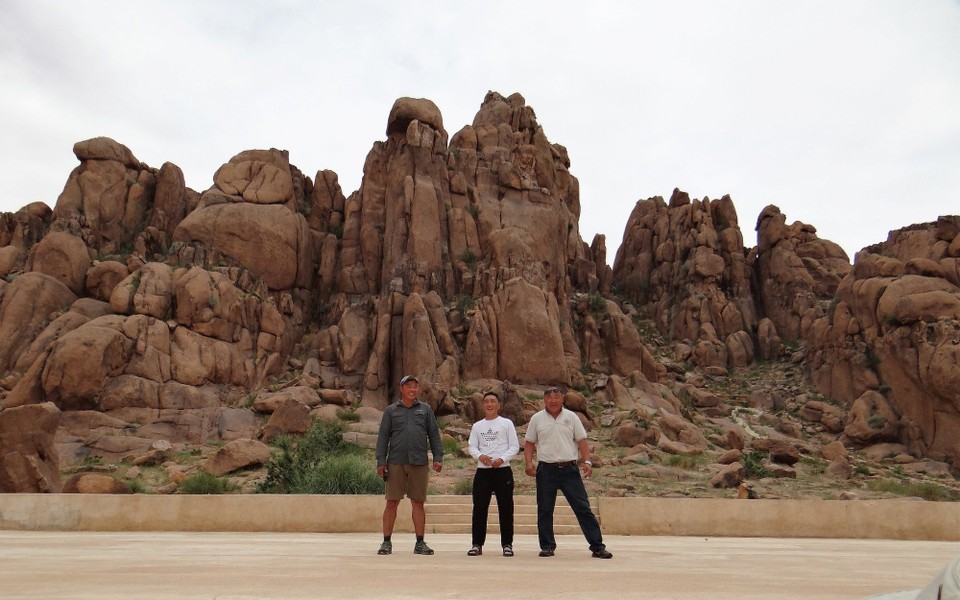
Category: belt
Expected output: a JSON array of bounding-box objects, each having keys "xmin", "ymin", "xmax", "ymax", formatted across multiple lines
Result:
[{"xmin": 539, "ymin": 461, "xmax": 577, "ymax": 468}]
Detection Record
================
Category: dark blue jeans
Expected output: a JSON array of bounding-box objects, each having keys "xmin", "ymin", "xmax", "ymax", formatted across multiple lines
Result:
[{"xmin": 535, "ymin": 463, "xmax": 605, "ymax": 551}]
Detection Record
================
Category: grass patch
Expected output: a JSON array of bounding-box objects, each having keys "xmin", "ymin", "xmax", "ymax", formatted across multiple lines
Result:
[
  {"xmin": 866, "ymin": 479, "xmax": 958, "ymax": 501},
  {"xmin": 664, "ymin": 454, "xmax": 708, "ymax": 470},
  {"xmin": 179, "ymin": 472, "xmax": 237, "ymax": 494},
  {"xmin": 453, "ymin": 477, "xmax": 473, "ymax": 495},
  {"xmin": 442, "ymin": 437, "xmax": 462, "ymax": 457},
  {"xmin": 336, "ymin": 408, "xmax": 361, "ymax": 422}
]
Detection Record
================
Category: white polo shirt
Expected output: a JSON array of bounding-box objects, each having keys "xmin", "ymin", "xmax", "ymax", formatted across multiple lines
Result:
[{"xmin": 524, "ymin": 408, "xmax": 586, "ymax": 463}]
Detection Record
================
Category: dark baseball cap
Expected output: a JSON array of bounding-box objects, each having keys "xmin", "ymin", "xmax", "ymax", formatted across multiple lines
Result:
[{"xmin": 399, "ymin": 375, "xmax": 420, "ymax": 386}]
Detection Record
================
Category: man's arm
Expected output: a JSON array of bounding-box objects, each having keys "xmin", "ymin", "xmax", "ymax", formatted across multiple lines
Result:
[
  {"xmin": 427, "ymin": 408, "xmax": 443, "ymax": 472},
  {"xmin": 524, "ymin": 440, "xmax": 537, "ymax": 476},
  {"xmin": 375, "ymin": 409, "xmax": 391, "ymax": 467},
  {"xmin": 577, "ymin": 438, "xmax": 593, "ymax": 478}
]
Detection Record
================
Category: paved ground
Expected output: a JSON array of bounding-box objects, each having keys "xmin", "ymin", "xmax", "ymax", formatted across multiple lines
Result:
[{"xmin": 0, "ymin": 531, "xmax": 956, "ymax": 600}]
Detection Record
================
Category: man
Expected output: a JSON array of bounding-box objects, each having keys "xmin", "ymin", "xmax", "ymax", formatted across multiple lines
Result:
[
  {"xmin": 524, "ymin": 386, "xmax": 612, "ymax": 559},
  {"xmin": 376, "ymin": 375, "xmax": 443, "ymax": 556}
]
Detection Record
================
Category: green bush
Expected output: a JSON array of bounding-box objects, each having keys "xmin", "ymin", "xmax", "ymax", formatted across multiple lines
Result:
[
  {"xmin": 586, "ymin": 292, "xmax": 608, "ymax": 316},
  {"xmin": 741, "ymin": 450, "xmax": 772, "ymax": 479},
  {"xmin": 459, "ymin": 248, "xmax": 478, "ymax": 268},
  {"xmin": 179, "ymin": 472, "xmax": 237, "ymax": 494},
  {"xmin": 296, "ymin": 455, "xmax": 386, "ymax": 494},
  {"xmin": 442, "ymin": 437, "xmax": 462, "ymax": 457},
  {"xmin": 257, "ymin": 420, "xmax": 383, "ymax": 494}
]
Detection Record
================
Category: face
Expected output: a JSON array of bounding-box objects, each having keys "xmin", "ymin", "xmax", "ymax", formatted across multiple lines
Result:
[
  {"xmin": 481, "ymin": 395, "xmax": 501, "ymax": 419},
  {"xmin": 544, "ymin": 390, "xmax": 564, "ymax": 415},
  {"xmin": 400, "ymin": 380, "xmax": 420, "ymax": 403}
]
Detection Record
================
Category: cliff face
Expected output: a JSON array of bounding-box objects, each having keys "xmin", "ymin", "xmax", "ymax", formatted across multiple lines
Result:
[{"xmin": 0, "ymin": 91, "xmax": 957, "ymax": 493}]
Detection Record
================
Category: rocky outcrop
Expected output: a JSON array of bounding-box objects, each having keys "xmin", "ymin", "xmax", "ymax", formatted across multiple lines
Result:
[
  {"xmin": 612, "ymin": 190, "xmax": 757, "ymax": 372},
  {"xmin": 1, "ymin": 92, "xmax": 958, "ymax": 493},
  {"xmin": 754, "ymin": 205, "xmax": 851, "ymax": 343},
  {"xmin": 0, "ymin": 402, "xmax": 61, "ymax": 492},
  {"xmin": 808, "ymin": 217, "xmax": 960, "ymax": 461}
]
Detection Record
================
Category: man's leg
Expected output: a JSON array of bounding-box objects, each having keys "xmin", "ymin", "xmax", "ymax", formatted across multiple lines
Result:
[
  {"xmin": 557, "ymin": 466, "xmax": 605, "ymax": 551},
  {"xmin": 471, "ymin": 469, "xmax": 494, "ymax": 547},
  {"xmin": 493, "ymin": 468, "xmax": 515, "ymax": 548},
  {"xmin": 535, "ymin": 464, "xmax": 558, "ymax": 551},
  {"xmin": 382, "ymin": 499, "xmax": 400, "ymax": 536},
  {"xmin": 411, "ymin": 500, "xmax": 426, "ymax": 537}
]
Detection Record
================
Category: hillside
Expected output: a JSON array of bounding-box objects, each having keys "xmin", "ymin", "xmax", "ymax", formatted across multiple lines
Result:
[{"xmin": 1, "ymin": 91, "xmax": 958, "ymax": 502}]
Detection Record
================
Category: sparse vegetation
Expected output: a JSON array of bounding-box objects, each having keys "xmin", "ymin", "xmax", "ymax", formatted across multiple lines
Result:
[
  {"xmin": 451, "ymin": 380, "xmax": 476, "ymax": 398},
  {"xmin": 459, "ymin": 248, "xmax": 479, "ymax": 268},
  {"xmin": 866, "ymin": 479, "xmax": 957, "ymax": 501},
  {"xmin": 336, "ymin": 408, "xmax": 361, "ymax": 422},
  {"xmin": 455, "ymin": 295, "xmax": 477, "ymax": 313},
  {"xmin": 664, "ymin": 454, "xmax": 708, "ymax": 470},
  {"xmin": 586, "ymin": 292, "xmax": 608, "ymax": 316},
  {"xmin": 257, "ymin": 420, "xmax": 383, "ymax": 495},
  {"xmin": 452, "ymin": 477, "xmax": 473, "ymax": 495}
]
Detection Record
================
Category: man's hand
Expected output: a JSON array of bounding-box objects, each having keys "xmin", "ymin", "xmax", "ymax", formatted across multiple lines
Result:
[
  {"xmin": 524, "ymin": 462, "xmax": 535, "ymax": 477},
  {"xmin": 377, "ymin": 465, "xmax": 387, "ymax": 479},
  {"xmin": 433, "ymin": 461, "xmax": 443, "ymax": 473},
  {"xmin": 581, "ymin": 462, "xmax": 593, "ymax": 479}
]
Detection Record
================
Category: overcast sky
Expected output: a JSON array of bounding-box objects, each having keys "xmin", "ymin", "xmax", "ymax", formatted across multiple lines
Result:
[{"xmin": 2, "ymin": 1, "xmax": 957, "ymax": 264}]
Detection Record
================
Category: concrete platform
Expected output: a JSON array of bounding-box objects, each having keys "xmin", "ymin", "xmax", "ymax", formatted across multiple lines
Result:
[{"xmin": 1, "ymin": 531, "xmax": 956, "ymax": 600}]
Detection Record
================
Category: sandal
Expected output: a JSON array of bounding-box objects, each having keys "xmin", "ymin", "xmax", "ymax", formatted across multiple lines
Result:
[
  {"xmin": 502, "ymin": 545, "xmax": 514, "ymax": 557},
  {"xmin": 467, "ymin": 545, "xmax": 482, "ymax": 556}
]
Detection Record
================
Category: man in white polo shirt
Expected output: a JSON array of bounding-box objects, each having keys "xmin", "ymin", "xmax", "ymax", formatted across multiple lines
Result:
[{"xmin": 523, "ymin": 386, "xmax": 612, "ymax": 559}]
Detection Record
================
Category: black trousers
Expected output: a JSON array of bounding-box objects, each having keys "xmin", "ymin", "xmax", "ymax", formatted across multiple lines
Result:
[{"xmin": 471, "ymin": 467, "xmax": 514, "ymax": 547}]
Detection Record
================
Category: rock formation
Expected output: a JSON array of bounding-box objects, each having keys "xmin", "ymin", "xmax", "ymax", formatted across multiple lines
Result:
[
  {"xmin": 808, "ymin": 217, "xmax": 960, "ymax": 461},
  {"xmin": 0, "ymin": 91, "xmax": 957, "ymax": 494}
]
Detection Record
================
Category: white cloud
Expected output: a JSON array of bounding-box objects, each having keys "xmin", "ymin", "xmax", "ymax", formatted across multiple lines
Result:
[{"xmin": 1, "ymin": 0, "xmax": 957, "ymax": 262}]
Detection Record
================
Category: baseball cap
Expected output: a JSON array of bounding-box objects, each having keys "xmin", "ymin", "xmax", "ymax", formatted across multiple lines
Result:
[
  {"xmin": 544, "ymin": 386, "xmax": 562, "ymax": 395},
  {"xmin": 399, "ymin": 375, "xmax": 420, "ymax": 386}
]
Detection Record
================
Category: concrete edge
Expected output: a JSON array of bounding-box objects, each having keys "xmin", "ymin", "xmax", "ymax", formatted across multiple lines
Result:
[{"xmin": 0, "ymin": 494, "xmax": 957, "ymax": 540}]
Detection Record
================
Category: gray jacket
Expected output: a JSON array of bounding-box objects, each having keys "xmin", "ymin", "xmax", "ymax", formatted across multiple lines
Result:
[{"xmin": 376, "ymin": 399, "xmax": 444, "ymax": 466}]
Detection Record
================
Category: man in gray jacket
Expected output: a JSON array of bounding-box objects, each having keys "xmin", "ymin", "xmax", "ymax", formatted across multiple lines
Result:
[{"xmin": 376, "ymin": 375, "xmax": 443, "ymax": 555}]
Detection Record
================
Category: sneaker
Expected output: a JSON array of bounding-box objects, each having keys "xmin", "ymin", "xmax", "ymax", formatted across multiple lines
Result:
[
  {"xmin": 591, "ymin": 549, "xmax": 613, "ymax": 559},
  {"xmin": 467, "ymin": 545, "xmax": 482, "ymax": 556},
  {"xmin": 502, "ymin": 545, "xmax": 514, "ymax": 557},
  {"xmin": 377, "ymin": 540, "xmax": 392, "ymax": 555},
  {"xmin": 538, "ymin": 549, "xmax": 555, "ymax": 557},
  {"xmin": 413, "ymin": 540, "xmax": 434, "ymax": 555}
]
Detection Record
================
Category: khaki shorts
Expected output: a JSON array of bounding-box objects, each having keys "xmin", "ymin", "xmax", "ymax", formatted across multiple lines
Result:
[{"xmin": 384, "ymin": 464, "xmax": 430, "ymax": 502}]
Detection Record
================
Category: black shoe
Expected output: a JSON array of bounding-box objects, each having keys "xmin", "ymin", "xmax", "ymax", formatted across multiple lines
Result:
[
  {"xmin": 538, "ymin": 549, "xmax": 555, "ymax": 557},
  {"xmin": 467, "ymin": 545, "xmax": 482, "ymax": 556},
  {"xmin": 413, "ymin": 540, "xmax": 434, "ymax": 555},
  {"xmin": 591, "ymin": 549, "xmax": 613, "ymax": 559},
  {"xmin": 377, "ymin": 540, "xmax": 392, "ymax": 555}
]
